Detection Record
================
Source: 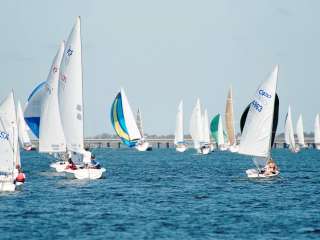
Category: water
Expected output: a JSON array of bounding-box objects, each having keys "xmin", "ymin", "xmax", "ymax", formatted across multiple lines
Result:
[{"xmin": 0, "ymin": 148, "xmax": 319, "ymax": 240}]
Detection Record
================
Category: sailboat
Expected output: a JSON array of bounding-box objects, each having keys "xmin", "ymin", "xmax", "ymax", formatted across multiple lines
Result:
[
  {"xmin": 174, "ymin": 100, "xmax": 187, "ymax": 152},
  {"xmin": 16, "ymin": 101, "xmax": 32, "ymax": 151},
  {"xmin": 59, "ymin": 17, "xmax": 105, "ymax": 179},
  {"xmin": 202, "ymin": 109, "xmax": 213, "ymax": 151},
  {"xmin": 210, "ymin": 114, "xmax": 227, "ymax": 151},
  {"xmin": 136, "ymin": 108, "xmax": 152, "ymax": 151},
  {"xmin": 284, "ymin": 106, "xmax": 299, "ymax": 153},
  {"xmin": 189, "ymin": 99, "xmax": 211, "ymax": 155},
  {"xmin": 111, "ymin": 88, "xmax": 151, "ymax": 151},
  {"xmin": 35, "ymin": 41, "xmax": 69, "ymax": 173},
  {"xmin": 314, "ymin": 114, "xmax": 320, "ymax": 150},
  {"xmin": 225, "ymin": 87, "xmax": 239, "ymax": 152},
  {"xmin": 24, "ymin": 81, "xmax": 47, "ymax": 139},
  {"xmin": 0, "ymin": 92, "xmax": 20, "ymax": 191},
  {"xmin": 296, "ymin": 114, "xmax": 307, "ymax": 149},
  {"xmin": 239, "ymin": 66, "xmax": 280, "ymax": 178}
]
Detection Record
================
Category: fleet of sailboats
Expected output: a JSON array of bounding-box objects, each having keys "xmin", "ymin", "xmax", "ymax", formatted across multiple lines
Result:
[
  {"xmin": 189, "ymin": 99, "xmax": 211, "ymax": 155},
  {"xmin": 2, "ymin": 16, "xmax": 320, "ymax": 192}
]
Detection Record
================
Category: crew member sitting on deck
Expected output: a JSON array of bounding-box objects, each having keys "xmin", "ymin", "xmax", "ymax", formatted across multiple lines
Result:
[
  {"xmin": 66, "ymin": 158, "xmax": 77, "ymax": 170},
  {"xmin": 265, "ymin": 159, "xmax": 278, "ymax": 175},
  {"xmin": 14, "ymin": 164, "xmax": 26, "ymax": 183}
]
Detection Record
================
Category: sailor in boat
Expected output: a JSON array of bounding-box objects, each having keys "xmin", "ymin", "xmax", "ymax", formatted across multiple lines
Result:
[
  {"xmin": 264, "ymin": 159, "xmax": 278, "ymax": 176},
  {"xmin": 82, "ymin": 147, "xmax": 101, "ymax": 169},
  {"xmin": 14, "ymin": 164, "xmax": 26, "ymax": 184},
  {"xmin": 65, "ymin": 158, "xmax": 77, "ymax": 170}
]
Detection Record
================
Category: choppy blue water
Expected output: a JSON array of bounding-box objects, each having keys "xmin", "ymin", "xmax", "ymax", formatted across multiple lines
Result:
[{"xmin": 0, "ymin": 148, "xmax": 319, "ymax": 240}]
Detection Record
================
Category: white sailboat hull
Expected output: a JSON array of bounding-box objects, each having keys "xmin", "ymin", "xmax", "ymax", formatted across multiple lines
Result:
[
  {"xmin": 176, "ymin": 144, "xmax": 187, "ymax": 152},
  {"xmin": 135, "ymin": 141, "xmax": 152, "ymax": 151},
  {"xmin": 219, "ymin": 145, "xmax": 228, "ymax": 151},
  {"xmin": 0, "ymin": 176, "xmax": 16, "ymax": 192},
  {"xmin": 229, "ymin": 144, "xmax": 239, "ymax": 153},
  {"xmin": 50, "ymin": 161, "xmax": 69, "ymax": 172},
  {"xmin": 246, "ymin": 168, "xmax": 280, "ymax": 178},
  {"xmin": 65, "ymin": 168, "xmax": 106, "ymax": 180},
  {"xmin": 197, "ymin": 146, "xmax": 211, "ymax": 155}
]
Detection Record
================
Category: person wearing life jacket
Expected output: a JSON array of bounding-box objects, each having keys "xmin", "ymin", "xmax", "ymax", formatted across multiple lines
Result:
[
  {"xmin": 65, "ymin": 158, "xmax": 77, "ymax": 170},
  {"xmin": 15, "ymin": 164, "xmax": 26, "ymax": 183}
]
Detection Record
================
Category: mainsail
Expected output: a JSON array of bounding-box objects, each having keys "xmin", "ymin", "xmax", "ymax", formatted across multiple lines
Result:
[
  {"xmin": 58, "ymin": 17, "xmax": 84, "ymax": 153},
  {"xmin": 239, "ymin": 65, "xmax": 279, "ymax": 165},
  {"xmin": 296, "ymin": 114, "xmax": 305, "ymax": 147},
  {"xmin": 314, "ymin": 114, "xmax": 320, "ymax": 148},
  {"xmin": 0, "ymin": 92, "xmax": 19, "ymax": 174},
  {"xmin": 111, "ymin": 89, "xmax": 142, "ymax": 147},
  {"xmin": 284, "ymin": 105, "xmax": 296, "ymax": 151},
  {"xmin": 16, "ymin": 100, "xmax": 31, "ymax": 147},
  {"xmin": 136, "ymin": 108, "xmax": 144, "ymax": 137},
  {"xmin": 189, "ymin": 98, "xmax": 203, "ymax": 149},
  {"xmin": 202, "ymin": 109, "xmax": 211, "ymax": 144},
  {"xmin": 225, "ymin": 86, "xmax": 236, "ymax": 145},
  {"xmin": 174, "ymin": 100, "xmax": 184, "ymax": 145},
  {"xmin": 39, "ymin": 42, "xmax": 66, "ymax": 153}
]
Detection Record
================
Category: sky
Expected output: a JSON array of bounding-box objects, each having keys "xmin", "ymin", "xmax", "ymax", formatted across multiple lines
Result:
[{"xmin": 0, "ymin": 0, "xmax": 320, "ymax": 136}]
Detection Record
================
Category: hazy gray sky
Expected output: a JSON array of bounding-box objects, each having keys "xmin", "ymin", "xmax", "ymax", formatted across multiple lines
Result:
[{"xmin": 1, "ymin": 0, "xmax": 319, "ymax": 136}]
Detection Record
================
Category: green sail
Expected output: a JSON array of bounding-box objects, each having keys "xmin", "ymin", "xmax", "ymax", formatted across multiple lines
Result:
[{"xmin": 210, "ymin": 113, "xmax": 228, "ymax": 145}]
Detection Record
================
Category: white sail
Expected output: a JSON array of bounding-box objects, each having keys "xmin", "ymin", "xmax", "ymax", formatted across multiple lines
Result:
[
  {"xmin": 0, "ymin": 92, "xmax": 18, "ymax": 174},
  {"xmin": 284, "ymin": 105, "xmax": 296, "ymax": 150},
  {"xmin": 239, "ymin": 65, "xmax": 278, "ymax": 160},
  {"xmin": 189, "ymin": 98, "xmax": 202, "ymax": 149},
  {"xmin": 174, "ymin": 100, "xmax": 184, "ymax": 144},
  {"xmin": 16, "ymin": 101, "xmax": 31, "ymax": 147},
  {"xmin": 39, "ymin": 42, "xmax": 67, "ymax": 153},
  {"xmin": 217, "ymin": 114, "xmax": 225, "ymax": 146},
  {"xmin": 59, "ymin": 17, "xmax": 84, "ymax": 153},
  {"xmin": 314, "ymin": 114, "xmax": 320, "ymax": 146},
  {"xmin": 202, "ymin": 109, "xmax": 210, "ymax": 144},
  {"xmin": 136, "ymin": 107, "xmax": 144, "ymax": 138},
  {"xmin": 120, "ymin": 89, "xmax": 142, "ymax": 140},
  {"xmin": 296, "ymin": 114, "xmax": 305, "ymax": 147}
]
